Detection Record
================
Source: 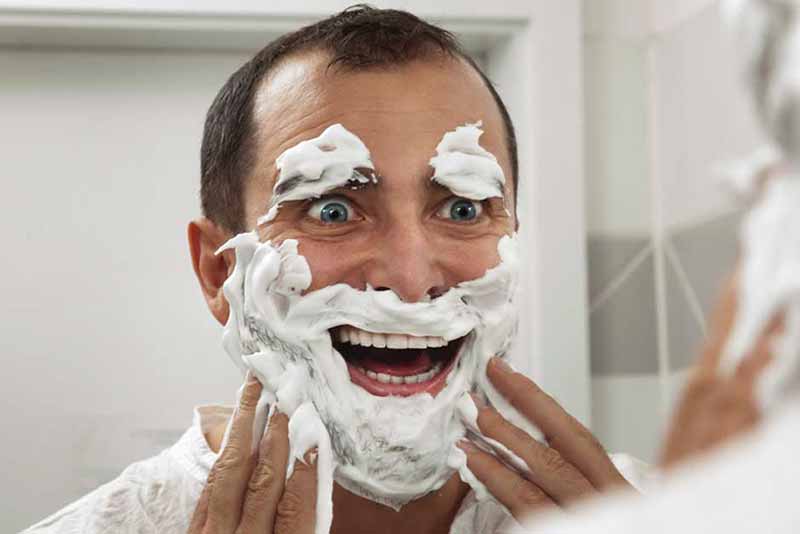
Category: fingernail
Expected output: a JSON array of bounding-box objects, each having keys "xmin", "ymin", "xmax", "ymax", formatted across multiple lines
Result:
[
  {"xmin": 246, "ymin": 371, "xmax": 260, "ymax": 385},
  {"xmin": 492, "ymin": 356, "xmax": 513, "ymax": 373},
  {"xmin": 304, "ymin": 448, "xmax": 319, "ymax": 465},
  {"xmin": 267, "ymin": 410, "xmax": 288, "ymax": 429},
  {"xmin": 458, "ymin": 439, "xmax": 478, "ymax": 452},
  {"xmin": 469, "ymin": 392, "xmax": 487, "ymax": 409}
]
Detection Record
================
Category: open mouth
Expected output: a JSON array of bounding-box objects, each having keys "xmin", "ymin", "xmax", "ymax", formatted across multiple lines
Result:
[{"xmin": 332, "ymin": 326, "xmax": 466, "ymax": 397}]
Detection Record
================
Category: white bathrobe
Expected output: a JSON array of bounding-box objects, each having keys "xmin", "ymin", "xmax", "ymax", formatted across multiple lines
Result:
[{"xmin": 21, "ymin": 405, "xmax": 648, "ymax": 534}]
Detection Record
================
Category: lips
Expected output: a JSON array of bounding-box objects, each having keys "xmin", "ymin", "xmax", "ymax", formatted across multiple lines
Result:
[{"xmin": 332, "ymin": 326, "xmax": 465, "ymax": 397}]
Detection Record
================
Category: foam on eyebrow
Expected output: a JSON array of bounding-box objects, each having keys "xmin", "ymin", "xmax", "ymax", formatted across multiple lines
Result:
[
  {"xmin": 429, "ymin": 121, "xmax": 506, "ymax": 201},
  {"xmin": 258, "ymin": 123, "xmax": 377, "ymax": 225}
]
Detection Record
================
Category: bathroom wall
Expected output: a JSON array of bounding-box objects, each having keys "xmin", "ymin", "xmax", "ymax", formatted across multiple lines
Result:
[
  {"xmin": 584, "ymin": 0, "xmax": 766, "ymax": 462},
  {"xmin": 0, "ymin": 2, "xmax": 587, "ymax": 530}
]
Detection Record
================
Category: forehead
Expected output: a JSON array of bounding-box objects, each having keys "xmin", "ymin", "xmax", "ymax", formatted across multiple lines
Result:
[{"xmin": 244, "ymin": 51, "xmax": 512, "ymax": 220}]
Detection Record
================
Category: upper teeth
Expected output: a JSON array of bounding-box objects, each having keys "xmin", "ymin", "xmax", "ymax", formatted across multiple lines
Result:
[{"xmin": 336, "ymin": 326, "xmax": 447, "ymax": 349}]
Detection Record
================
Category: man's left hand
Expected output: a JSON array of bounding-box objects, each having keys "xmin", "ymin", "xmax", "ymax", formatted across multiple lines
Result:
[{"xmin": 458, "ymin": 357, "xmax": 631, "ymax": 521}]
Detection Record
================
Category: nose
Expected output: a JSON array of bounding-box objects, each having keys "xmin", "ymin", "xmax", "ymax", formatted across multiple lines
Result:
[{"xmin": 364, "ymin": 223, "xmax": 447, "ymax": 303}]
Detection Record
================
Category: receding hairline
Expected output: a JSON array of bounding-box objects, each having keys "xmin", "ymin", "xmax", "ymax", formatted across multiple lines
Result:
[{"xmin": 245, "ymin": 47, "xmax": 515, "ymax": 202}]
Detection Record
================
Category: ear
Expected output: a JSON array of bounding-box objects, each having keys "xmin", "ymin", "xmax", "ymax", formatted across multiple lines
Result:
[{"xmin": 188, "ymin": 218, "xmax": 236, "ymax": 326}]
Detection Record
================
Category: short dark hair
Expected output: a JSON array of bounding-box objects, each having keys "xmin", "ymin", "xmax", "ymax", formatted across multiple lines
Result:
[{"xmin": 200, "ymin": 4, "xmax": 518, "ymax": 233}]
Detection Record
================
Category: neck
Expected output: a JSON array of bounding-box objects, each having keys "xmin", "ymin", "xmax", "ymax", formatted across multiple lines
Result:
[{"xmin": 331, "ymin": 475, "xmax": 470, "ymax": 534}]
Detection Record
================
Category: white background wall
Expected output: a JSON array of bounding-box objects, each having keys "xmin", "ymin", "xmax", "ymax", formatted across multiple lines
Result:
[
  {"xmin": 0, "ymin": 1, "xmax": 588, "ymax": 531},
  {"xmin": 0, "ymin": 49, "xmax": 248, "ymax": 530}
]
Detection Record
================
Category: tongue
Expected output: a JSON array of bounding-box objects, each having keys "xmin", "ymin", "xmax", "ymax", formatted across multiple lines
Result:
[{"xmin": 360, "ymin": 350, "xmax": 433, "ymax": 376}]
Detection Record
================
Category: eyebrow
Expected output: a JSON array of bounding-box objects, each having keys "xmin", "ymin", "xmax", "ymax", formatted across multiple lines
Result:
[{"xmin": 272, "ymin": 167, "xmax": 380, "ymax": 198}]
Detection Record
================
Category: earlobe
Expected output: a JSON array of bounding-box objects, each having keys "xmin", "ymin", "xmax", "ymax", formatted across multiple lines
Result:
[{"xmin": 188, "ymin": 218, "xmax": 235, "ymax": 326}]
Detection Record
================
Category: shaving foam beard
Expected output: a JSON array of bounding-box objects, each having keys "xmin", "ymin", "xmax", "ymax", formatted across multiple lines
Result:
[{"xmin": 219, "ymin": 232, "xmax": 520, "ymax": 509}]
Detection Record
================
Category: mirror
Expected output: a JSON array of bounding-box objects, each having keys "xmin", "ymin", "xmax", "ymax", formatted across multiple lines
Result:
[{"xmin": 584, "ymin": 0, "xmax": 766, "ymax": 461}]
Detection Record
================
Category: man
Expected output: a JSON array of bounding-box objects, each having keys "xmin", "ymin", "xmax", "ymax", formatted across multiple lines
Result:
[{"xmin": 24, "ymin": 7, "xmax": 634, "ymax": 534}]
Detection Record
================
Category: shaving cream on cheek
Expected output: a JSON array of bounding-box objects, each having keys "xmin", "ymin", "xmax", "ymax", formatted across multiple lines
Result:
[{"xmin": 218, "ymin": 123, "xmax": 540, "ymax": 533}]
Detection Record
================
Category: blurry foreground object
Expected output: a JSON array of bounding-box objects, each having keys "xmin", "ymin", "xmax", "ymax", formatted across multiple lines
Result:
[
  {"xmin": 510, "ymin": 0, "xmax": 800, "ymax": 531},
  {"xmin": 660, "ymin": 274, "xmax": 778, "ymax": 468},
  {"xmin": 719, "ymin": 0, "xmax": 800, "ymax": 406}
]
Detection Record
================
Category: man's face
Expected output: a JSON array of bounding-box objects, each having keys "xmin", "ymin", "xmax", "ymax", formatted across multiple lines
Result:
[
  {"xmin": 216, "ymin": 50, "xmax": 521, "ymax": 508},
  {"xmin": 242, "ymin": 51, "xmax": 516, "ymax": 300}
]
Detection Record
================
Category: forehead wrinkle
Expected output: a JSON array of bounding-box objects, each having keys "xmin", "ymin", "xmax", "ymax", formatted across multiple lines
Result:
[{"xmin": 247, "ymin": 108, "xmax": 355, "ymax": 208}]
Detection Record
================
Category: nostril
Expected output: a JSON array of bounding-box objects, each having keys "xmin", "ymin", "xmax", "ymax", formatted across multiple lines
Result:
[
  {"xmin": 428, "ymin": 287, "xmax": 446, "ymax": 300},
  {"xmin": 375, "ymin": 286, "xmax": 391, "ymax": 292}
]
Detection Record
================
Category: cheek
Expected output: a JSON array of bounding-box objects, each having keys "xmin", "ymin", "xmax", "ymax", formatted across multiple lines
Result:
[
  {"xmin": 296, "ymin": 239, "xmax": 367, "ymax": 292},
  {"xmin": 434, "ymin": 235, "xmax": 503, "ymax": 283},
  {"xmin": 292, "ymin": 231, "xmax": 505, "ymax": 293}
]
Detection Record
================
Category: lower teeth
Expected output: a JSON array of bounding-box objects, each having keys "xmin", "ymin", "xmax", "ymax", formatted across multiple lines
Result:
[{"xmin": 361, "ymin": 363, "xmax": 442, "ymax": 384}]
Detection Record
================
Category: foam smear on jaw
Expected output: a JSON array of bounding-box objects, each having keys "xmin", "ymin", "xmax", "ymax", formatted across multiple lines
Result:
[
  {"xmin": 219, "ymin": 122, "xmax": 539, "ymax": 533},
  {"xmin": 720, "ymin": 0, "xmax": 800, "ymax": 407}
]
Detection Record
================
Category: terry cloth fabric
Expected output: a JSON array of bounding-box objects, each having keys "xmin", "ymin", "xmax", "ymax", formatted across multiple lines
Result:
[
  {"xmin": 514, "ymin": 395, "xmax": 800, "ymax": 534},
  {"xmin": 22, "ymin": 405, "xmax": 650, "ymax": 534}
]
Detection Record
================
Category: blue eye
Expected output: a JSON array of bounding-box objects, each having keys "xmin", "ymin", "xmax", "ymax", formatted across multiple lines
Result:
[
  {"xmin": 438, "ymin": 197, "xmax": 483, "ymax": 222},
  {"xmin": 308, "ymin": 197, "xmax": 352, "ymax": 223}
]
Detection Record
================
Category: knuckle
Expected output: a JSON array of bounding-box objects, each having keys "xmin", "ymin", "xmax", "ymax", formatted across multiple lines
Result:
[
  {"xmin": 541, "ymin": 447, "xmax": 568, "ymax": 472},
  {"xmin": 513, "ymin": 478, "xmax": 547, "ymax": 509},
  {"xmin": 480, "ymin": 408, "xmax": 513, "ymax": 438},
  {"xmin": 576, "ymin": 426, "xmax": 604, "ymax": 451},
  {"xmin": 507, "ymin": 420, "xmax": 533, "ymax": 443},
  {"xmin": 248, "ymin": 458, "xmax": 278, "ymax": 494},
  {"xmin": 240, "ymin": 379, "xmax": 262, "ymax": 409},
  {"xmin": 276, "ymin": 487, "xmax": 308, "ymax": 523},
  {"xmin": 216, "ymin": 449, "xmax": 248, "ymax": 472},
  {"xmin": 205, "ymin": 466, "xmax": 219, "ymax": 487},
  {"xmin": 239, "ymin": 394, "xmax": 259, "ymax": 414}
]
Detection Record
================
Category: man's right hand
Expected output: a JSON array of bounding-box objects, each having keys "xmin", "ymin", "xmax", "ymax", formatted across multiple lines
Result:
[
  {"xmin": 660, "ymin": 273, "xmax": 778, "ymax": 468},
  {"xmin": 188, "ymin": 374, "xmax": 317, "ymax": 534}
]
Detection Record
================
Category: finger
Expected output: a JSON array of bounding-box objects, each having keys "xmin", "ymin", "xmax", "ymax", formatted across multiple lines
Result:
[
  {"xmin": 237, "ymin": 411, "xmax": 290, "ymax": 534},
  {"xmin": 275, "ymin": 449, "xmax": 318, "ymax": 534},
  {"xmin": 475, "ymin": 402, "xmax": 594, "ymax": 504},
  {"xmin": 697, "ymin": 272, "xmax": 740, "ymax": 372},
  {"xmin": 486, "ymin": 357, "xmax": 627, "ymax": 489},
  {"xmin": 733, "ymin": 312, "xmax": 782, "ymax": 387},
  {"xmin": 206, "ymin": 373, "xmax": 263, "ymax": 532},
  {"xmin": 226, "ymin": 372, "xmax": 264, "ymax": 454},
  {"xmin": 459, "ymin": 440, "xmax": 554, "ymax": 522},
  {"xmin": 187, "ymin": 484, "xmax": 210, "ymax": 533}
]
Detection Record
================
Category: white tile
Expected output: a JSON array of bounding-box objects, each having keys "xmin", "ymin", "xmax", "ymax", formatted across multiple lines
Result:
[
  {"xmin": 0, "ymin": 49, "xmax": 244, "ymax": 532},
  {"xmin": 583, "ymin": 0, "xmax": 650, "ymax": 40},
  {"xmin": 591, "ymin": 374, "xmax": 665, "ymax": 463},
  {"xmin": 652, "ymin": 7, "xmax": 767, "ymax": 231},
  {"xmin": 650, "ymin": 0, "xmax": 719, "ymax": 36},
  {"xmin": 584, "ymin": 38, "xmax": 652, "ymax": 237}
]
